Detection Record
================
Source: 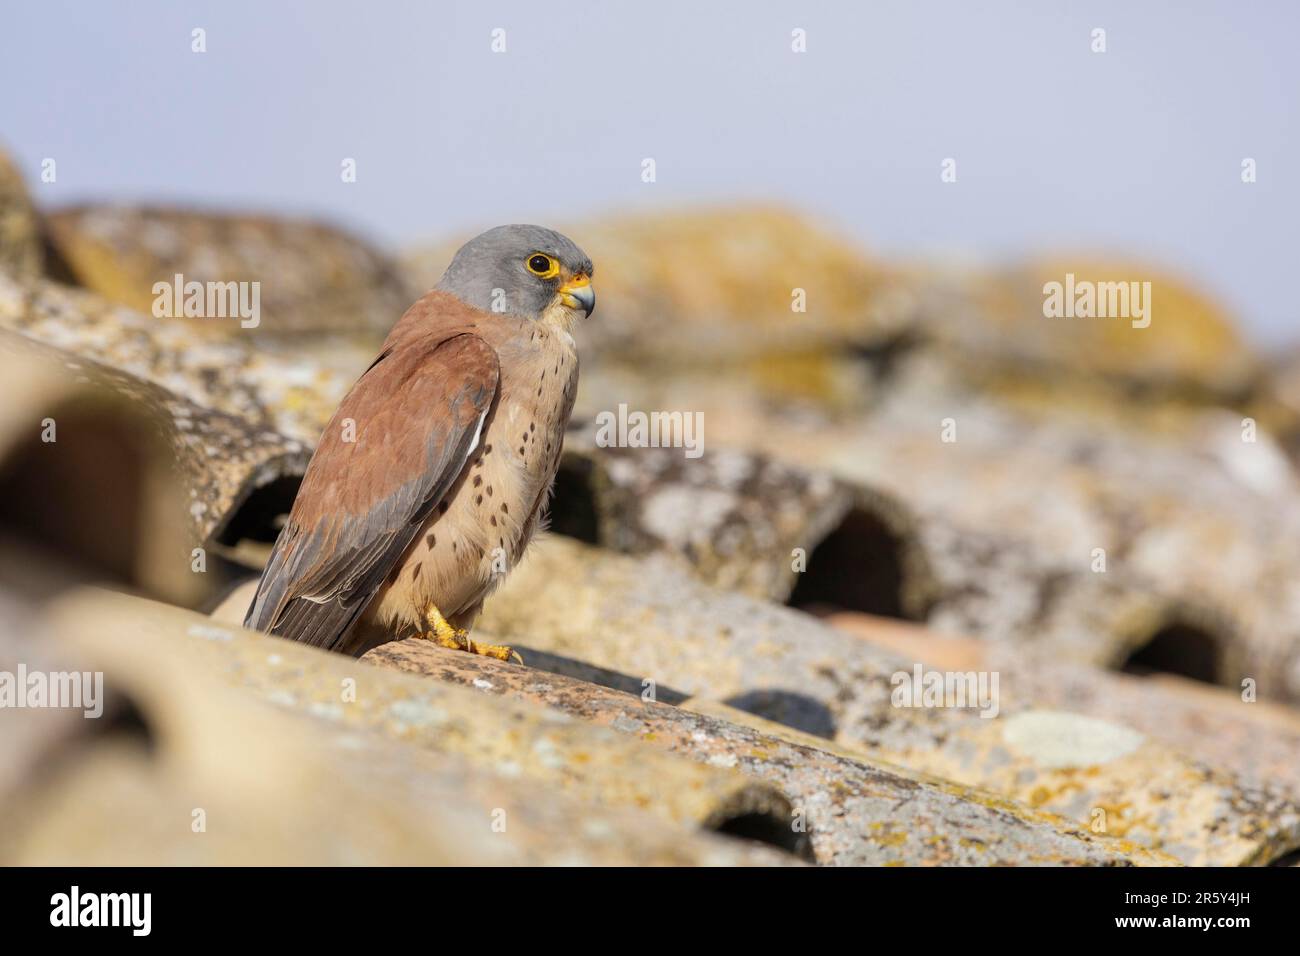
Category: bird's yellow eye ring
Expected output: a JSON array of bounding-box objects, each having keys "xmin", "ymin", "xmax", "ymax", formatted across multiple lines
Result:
[{"xmin": 526, "ymin": 253, "xmax": 560, "ymax": 279}]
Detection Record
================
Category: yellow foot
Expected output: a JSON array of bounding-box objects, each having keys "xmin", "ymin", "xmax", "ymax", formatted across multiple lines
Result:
[
  {"xmin": 420, "ymin": 603, "xmax": 523, "ymax": 665},
  {"xmin": 464, "ymin": 638, "xmax": 524, "ymax": 665}
]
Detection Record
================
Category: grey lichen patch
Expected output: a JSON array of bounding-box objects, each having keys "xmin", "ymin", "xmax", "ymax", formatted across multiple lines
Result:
[{"xmin": 1002, "ymin": 711, "xmax": 1145, "ymax": 770}]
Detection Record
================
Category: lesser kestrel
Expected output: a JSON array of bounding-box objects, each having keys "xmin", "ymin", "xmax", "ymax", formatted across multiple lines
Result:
[{"xmin": 245, "ymin": 225, "xmax": 594, "ymax": 662}]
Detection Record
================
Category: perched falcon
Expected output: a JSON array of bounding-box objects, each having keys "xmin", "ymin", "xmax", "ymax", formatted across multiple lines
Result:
[{"xmin": 245, "ymin": 225, "xmax": 594, "ymax": 661}]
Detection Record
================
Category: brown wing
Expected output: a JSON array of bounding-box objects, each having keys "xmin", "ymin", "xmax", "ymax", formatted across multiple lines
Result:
[{"xmin": 244, "ymin": 332, "xmax": 499, "ymax": 651}]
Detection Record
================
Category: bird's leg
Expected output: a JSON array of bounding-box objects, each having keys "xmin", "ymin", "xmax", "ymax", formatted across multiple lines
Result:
[
  {"xmin": 421, "ymin": 603, "xmax": 523, "ymax": 664},
  {"xmin": 423, "ymin": 602, "xmax": 470, "ymax": 651}
]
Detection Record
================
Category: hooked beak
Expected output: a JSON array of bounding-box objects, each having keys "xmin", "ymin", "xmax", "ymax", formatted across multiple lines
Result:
[{"xmin": 558, "ymin": 274, "xmax": 595, "ymax": 317}]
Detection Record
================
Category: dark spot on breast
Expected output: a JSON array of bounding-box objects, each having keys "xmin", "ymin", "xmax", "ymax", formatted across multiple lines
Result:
[
  {"xmin": 486, "ymin": 485, "xmax": 493, "ymax": 496},
  {"xmin": 484, "ymin": 444, "xmax": 492, "ymax": 455},
  {"xmin": 519, "ymin": 446, "xmax": 526, "ymax": 456},
  {"xmin": 473, "ymin": 475, "xmax": 482, "ymax": 487},
  {"xmin": 412, "ymin": 562, "xmax": 422, "ymax": 580},
  {"xmin": 501, "ymin": 502, "xmax": 508, "ymax": 514},
  {"xmin": 529, "ymin": 422, "xmax": 535, "ymax": 432},
  {"xmin": 426, "ymin": 533, "xmax": 436, "ymax": 549},
  {"xmin": 490, "ymin": 515, "xmax": 497, "ymax": 527},
  {"xmin": 476, "ymin": 494, "xmax": 483, "ymax": 505}
]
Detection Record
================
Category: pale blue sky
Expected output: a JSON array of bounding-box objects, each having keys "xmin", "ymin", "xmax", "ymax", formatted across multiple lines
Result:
[{"xmin": 2, "ymin": 1, "xmax": 1296, "ymax": 341}]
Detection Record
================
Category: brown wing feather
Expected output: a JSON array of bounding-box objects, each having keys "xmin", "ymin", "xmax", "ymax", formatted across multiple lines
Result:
[{"xmin": 245, "ymin": 331, "xmax": 499, "ymax": 650}]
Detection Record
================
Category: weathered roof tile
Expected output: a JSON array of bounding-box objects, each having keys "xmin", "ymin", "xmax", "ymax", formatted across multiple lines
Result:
[
  {"xmin": 364, "ymin": 638, "xmax": 1174, "ymax": 866},
  {"xmin": 0, "ymin": 271, "xmax": 368, "ymax": 446},
  {"xmin": 479, "ymin": 536, "xmax": 1300, "ymax": 865},
  {"xmin": 39, "ymin": 587, "xmax": 804, "ymax": 862},
  {"xmin": 0, "ymin": 148, "xmax": 41, "ymax": 278},
  {"xmin": 44, "ymin": 204, "xmax": 412, "ymax": 340}
]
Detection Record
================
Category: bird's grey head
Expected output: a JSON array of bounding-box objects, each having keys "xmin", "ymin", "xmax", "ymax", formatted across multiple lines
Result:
[{"xmin": 436, "ymin": 224, "xmax": 595, "ymax": 322}]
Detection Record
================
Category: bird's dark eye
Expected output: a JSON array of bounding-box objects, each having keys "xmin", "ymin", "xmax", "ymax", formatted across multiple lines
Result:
[{"xmin": 526, "ymin": 253, "xmax": 559, "ymax": 278}]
